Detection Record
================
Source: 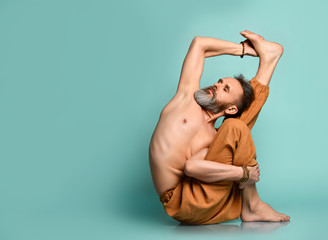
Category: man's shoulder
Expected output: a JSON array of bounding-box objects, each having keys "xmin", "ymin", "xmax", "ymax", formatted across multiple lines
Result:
[{"xmin": 161, "ymin": 91, "xmax": 200, "ymax": 115}]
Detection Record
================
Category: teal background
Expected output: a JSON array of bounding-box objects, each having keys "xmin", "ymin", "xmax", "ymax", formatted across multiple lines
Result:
[{"xmin": 1, "ymin": 0, "xmax": 327, "ymax": 239}]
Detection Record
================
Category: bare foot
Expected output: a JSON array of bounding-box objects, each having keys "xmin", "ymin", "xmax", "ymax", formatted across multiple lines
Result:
[
  {"xmin": 240, "ymin": 30, "xmax": 284, "ymax": 61},
  {"xmin": 241, "ymin": 200, "xmax": 290, "ymax": 222}
]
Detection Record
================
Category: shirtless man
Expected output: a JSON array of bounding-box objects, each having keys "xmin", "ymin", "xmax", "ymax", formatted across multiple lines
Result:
[{"xmin": 149, "ymin": 30, "xmax": 290, "ymax": 224}]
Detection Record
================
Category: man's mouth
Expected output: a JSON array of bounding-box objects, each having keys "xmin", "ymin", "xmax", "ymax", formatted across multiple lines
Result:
[{"xmin": 209, "ymin": 88, "xmax": 215, "ymax": 96}]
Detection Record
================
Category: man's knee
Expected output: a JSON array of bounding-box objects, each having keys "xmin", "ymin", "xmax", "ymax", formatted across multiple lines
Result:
[
  {"xmin": 218, "ymin": 118, "xmax": 257, "ymax": 166},
  {"xmin": 207, "ymin": 117, "xmax": 255, "ymax": 165},
  {"xmin": 212, "ymin": 118, "xmax": 252, "ymax": 147}
]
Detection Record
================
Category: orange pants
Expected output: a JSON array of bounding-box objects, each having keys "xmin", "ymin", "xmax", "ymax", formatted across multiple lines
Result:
[{"xmin": 160, "ymin": 78, "xmax": 269, "ymax": 224}]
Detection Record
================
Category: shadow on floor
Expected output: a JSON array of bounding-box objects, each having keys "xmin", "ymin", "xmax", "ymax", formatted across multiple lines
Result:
[{"xmin": 175, "ymin": 221, "xmax": 290, "ymax": 234}]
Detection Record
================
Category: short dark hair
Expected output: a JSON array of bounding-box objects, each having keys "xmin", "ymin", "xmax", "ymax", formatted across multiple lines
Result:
[{"xmin": 227, "ymin": 74, "xmax": 254, "ymax": 118}]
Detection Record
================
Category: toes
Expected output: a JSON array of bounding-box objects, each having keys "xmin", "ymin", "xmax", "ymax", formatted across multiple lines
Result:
[
  {"xmin": 241, "ymin": 30, "xmax": 265, "ymax": 41},
  {"xmin": 281, "ymin": 214, "xmax": 290, "ymax": 221}
]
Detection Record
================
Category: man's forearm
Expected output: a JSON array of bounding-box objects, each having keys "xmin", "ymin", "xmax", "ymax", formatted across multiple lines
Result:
[
  {"xmin": 184, "ymin": 159, "xmax": 243, "ymax": 183},
  {"xmin": 197, "ymin": 37, "xmax": 243, "ymax": 58}
]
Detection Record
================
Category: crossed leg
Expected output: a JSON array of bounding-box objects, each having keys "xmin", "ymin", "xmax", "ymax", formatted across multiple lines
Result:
[{"xmin": 193, "ymin": 118, "xmax": 290, "ymax": 222}]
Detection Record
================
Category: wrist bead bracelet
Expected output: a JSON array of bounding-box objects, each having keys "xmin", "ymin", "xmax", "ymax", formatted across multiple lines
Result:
[{"xmin": 240, "ymin": 41, "xmax": 245, "ymax": 58}]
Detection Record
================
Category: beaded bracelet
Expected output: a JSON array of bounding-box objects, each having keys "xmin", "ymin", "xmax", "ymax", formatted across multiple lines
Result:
[
  {"xmin": 240, "ymin": 41, "xmax": 245, "ymax": 58},
  {"xmin": 240, "ymin": 165, "xmax": 249, "ymax": 183}
]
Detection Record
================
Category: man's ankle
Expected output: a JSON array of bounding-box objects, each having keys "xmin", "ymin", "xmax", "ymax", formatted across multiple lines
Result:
[{"xmin": 242, "ymin": 197, "xmax": 261, "ymax": 211}]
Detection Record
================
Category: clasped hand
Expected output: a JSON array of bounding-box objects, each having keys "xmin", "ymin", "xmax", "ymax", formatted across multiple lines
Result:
[{"xmin": 239, "ymin": 164, "xmax": 260, "ymax": 189}]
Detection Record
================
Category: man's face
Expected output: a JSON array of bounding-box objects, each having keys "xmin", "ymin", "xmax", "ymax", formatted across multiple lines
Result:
[{"xmin": 194, "ymin": 77, "xmax": 244, "ymax": 114}]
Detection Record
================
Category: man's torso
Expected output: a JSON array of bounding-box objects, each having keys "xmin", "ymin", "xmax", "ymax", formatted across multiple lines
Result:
[{"xmin": 149, "ymin": 94, "xmax": 216, "ymax": 195}]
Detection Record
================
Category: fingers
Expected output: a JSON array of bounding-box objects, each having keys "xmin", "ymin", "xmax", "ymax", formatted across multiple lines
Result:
[
  {"xmin": 240, "ymin": 30, "xmax": 264, "ymax": 41},
  {"xmin": 242, "ymin": 163, "xmax": 261, "ymax": 185},
  {"xmin": 243, "ymin": 30, "xmax": 257, "ymax": 36},
  {"xmin": 251, "ymin": 164, "xmax": 260, "ymax": 182},
  {"xmin": 240, "ymin": 31, "xmax": 250, "ymax": 39},
  {"xmin": 240, "ymin": 30, "xmax": 253, "ymax": 37}
]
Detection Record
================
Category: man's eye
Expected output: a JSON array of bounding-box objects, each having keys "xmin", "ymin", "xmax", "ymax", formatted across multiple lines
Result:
[{"xmin": 224, "ymin": 88, "xmax": 228, "ymax": 92}]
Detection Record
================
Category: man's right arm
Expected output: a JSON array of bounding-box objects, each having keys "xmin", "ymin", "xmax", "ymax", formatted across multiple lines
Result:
[
  {"xmin": 183, "ymin": 148, "xmax": 260, "ymax": 185},
  {"xmin": 184, "ymin": 159, "xmax": 260, "ymax": 185},
  {"xmin": 176, "ymin": 37, "xmax": 247, "ymax": 98}
]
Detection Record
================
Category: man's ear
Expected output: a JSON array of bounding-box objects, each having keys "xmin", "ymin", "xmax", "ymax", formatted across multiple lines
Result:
[{"xmin": 224, "ymin": 105, "xmax": 238, "ymax": 115}]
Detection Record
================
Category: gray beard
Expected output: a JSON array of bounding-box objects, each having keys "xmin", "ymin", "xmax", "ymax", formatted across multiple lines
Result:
[{"xmin": 194, "ymin": 86, "xmax": 227, "ymax": 114}]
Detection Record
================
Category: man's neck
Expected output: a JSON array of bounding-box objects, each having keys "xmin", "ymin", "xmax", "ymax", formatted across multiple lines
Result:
[{"xmin": 203, "ymin": 109, "xmax": 225, "ymax": 128}]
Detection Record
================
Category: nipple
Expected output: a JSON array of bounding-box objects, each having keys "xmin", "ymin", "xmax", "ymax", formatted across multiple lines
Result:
[{"xmin": 183, "ymin": 119, "xmax": 187, "ymax": 124}]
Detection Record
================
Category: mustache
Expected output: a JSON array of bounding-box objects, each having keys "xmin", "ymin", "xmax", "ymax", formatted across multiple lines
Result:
[
  {"xmin": 194, "ymin": 86, "xmax": 220, "ymax": 113},
  {"xmin": 203, "ymin": 86, "xmax": 217, "ymax": 99}
]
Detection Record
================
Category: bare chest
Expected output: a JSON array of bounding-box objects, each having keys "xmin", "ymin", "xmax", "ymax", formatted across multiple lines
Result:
[
  {"xmin": 150, "ymin": 97, "xmax": 217, "ymax": 164},
  {"xmin": 188, "ymin": 125, "xmax": 216, "ymax": 158}
]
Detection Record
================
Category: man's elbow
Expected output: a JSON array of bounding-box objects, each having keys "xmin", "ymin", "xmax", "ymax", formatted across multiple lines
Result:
[
  {"xmin": 191, "ymin": 36, "xmax": 204, "ymax": 51},
  {"xmin": 192, "ymin": 36, "xmax": 202, "ymax": 43},
  {"xmin": 184, "ymin": 160, "xmax": 195, "ymax": 177},
  {"xmin": 278, "ymin": 44, "xmax": 284, "ymax": 57}
]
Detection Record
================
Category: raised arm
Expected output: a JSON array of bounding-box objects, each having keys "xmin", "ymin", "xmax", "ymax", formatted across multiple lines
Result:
[{"xmin": 176, "ymin": 37, "xmax": 256, "ymax": 97}]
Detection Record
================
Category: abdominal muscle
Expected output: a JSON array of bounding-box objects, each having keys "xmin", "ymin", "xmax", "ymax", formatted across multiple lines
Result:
[{"xmin": 149, "ymin": 119, "xmax": 192, "ymax": 195}]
